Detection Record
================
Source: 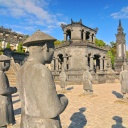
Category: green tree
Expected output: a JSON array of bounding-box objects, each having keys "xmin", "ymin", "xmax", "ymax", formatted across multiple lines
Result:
[
  {"xmin": 6, "ymin": 42, "xmax": 11, "ymax": 49},
  {"xmin": 107, "ymin": 41, "xmax": 116, "ymax": 69},
  {"xmin": 54, "ymin": 40, "xmax": 62, "ymax": 47},
  {"xmin": 95, "ymin": 38, "xmax": 105, "ymax": 47},
  {"xmin": 17, "ymin": 42, "xmax": 24, "ymax": 53}
]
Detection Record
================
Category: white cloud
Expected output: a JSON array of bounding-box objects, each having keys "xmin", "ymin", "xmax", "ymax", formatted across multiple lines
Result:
[
  {"xmin": 111, "ymin": 6, "xmax": 128, "ymax": 19},
  {"xmin": 0, "ymin": 0, "xmax": 66, "ymax": 31},
  {"xmin": 104, "ymin": 4, "xmax": 112, "ymax": 9}
]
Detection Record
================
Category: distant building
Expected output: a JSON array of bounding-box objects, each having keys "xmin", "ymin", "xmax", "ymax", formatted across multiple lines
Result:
[
  {"xmin": 51, "ymin": 19, "xmax": 111, "ymax": 84},
  {"xmin": 114, "ymin": 20, "xmax": 127, "ymax": 73},
  {"xmin": 0, "ymin": 26, "xmax": 28, "ymax": 52}
]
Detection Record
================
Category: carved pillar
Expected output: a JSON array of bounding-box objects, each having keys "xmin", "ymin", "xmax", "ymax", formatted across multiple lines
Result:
[
  {"xmin": 103, "ymin": 58, "xmax": 107, "ymax": 71},
  {"xmin": 99, "ymin": 57, "xmax": 104, "ymax": 73},
  {"xmin": 88, "ymin": 33, "xmax": 92, "ymax": 43},
  {"xmin": 92, "ymin": 34, "xmax": 96, "ymax": 44},
  {"xmin": 90, "ymin": 55, "xmax": 94, "ymax": 73},
  {"xmin": 83, "ymin": 31, "xmax": 86, "ymax": 41},
  {"xmin": 55, "ymin": 57, "xmax": 59, "ymax": 71},
  {"xmin": 64, "ymin": 32, "xmax": 67, "ymax": 41}
]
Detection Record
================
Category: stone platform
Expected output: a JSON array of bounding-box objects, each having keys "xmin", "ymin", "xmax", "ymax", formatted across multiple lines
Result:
[{"xmin": 8, "ymin": 82, "xmax": 128, "ymax": 128}]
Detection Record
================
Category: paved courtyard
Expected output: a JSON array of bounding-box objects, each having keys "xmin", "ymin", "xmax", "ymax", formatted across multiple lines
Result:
[{"xmin": 9, "ymin": 81, "xmax": 128, "ymax": 128}]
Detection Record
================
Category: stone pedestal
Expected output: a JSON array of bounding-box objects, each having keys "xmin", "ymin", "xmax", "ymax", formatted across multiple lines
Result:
[{"xmin": 114, "ymin": 58, "xmax": 124, "ymax": 73}]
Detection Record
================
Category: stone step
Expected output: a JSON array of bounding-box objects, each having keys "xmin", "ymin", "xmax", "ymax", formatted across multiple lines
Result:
[{"xmin": 5, "ymin": 65, "xmax": 17, "ymax": 87}]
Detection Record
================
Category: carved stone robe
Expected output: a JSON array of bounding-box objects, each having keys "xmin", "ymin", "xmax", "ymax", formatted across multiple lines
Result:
[
  {"xmin": 120, "ymin": 70, "xmax": 128, "ymax": 93},
  {"xmin": 83, "ymin": 70, "xmax": 93, "ymax": 91},
  {"xmin": 59, "ymin": 71, "xmax": 67, "ymax": 88},
  {"xmin": 17, "ymin": 61, "xmax": 68, "ymax": 128},
  {"xmin": 0, "ymin": 71, "xmax": 15, "ymax": 126}
]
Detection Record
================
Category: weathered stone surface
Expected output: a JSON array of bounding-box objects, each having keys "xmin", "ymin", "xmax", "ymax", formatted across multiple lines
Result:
[
  {"xmin": 59, "ymin": 67, "xmax": 67, "ymax": 89},
  {"xmin": 52, "ymin": 20, "xmax": 109, "ymax": 84},
  {"xmin": 120, "ymin": 62, "xmax": 128, "ymax": 99},
  {"xmin": 83, "ymin": 66, "xmax": 93, "ymax": 94},
  {"xmin": 0, "ymin": 55, "xmax": 17, "ymax": 127},
  {"xmin": 17, "ymin": 31, "xmax": 68, "ymax": 128},
  {"xmin": 115, "ymin": 20, "xmax": 127, "ymax": 73}
]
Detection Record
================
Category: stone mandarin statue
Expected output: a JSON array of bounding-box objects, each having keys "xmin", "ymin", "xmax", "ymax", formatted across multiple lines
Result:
[
  {"xmin": 83, "ymin": 66, "xmax": 93, "ymax": 94},
  {"xmin": 59, "ymin": 66, "xmax": 67, "ymax": 90},
  {"xmin": 120, "ymin": 62, "xmax": 128, "ymax": 99},
  {"xmin": 17, "ymin": 30, "xmax": 68, "ymax": 128},
  {"xmin": 0, "ymin": 55, "xmax": 17, "ymax": 128}
]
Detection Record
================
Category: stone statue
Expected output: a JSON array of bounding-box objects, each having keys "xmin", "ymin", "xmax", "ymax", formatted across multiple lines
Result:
[
  {"xmin": 59, "ymin": 66, "xmax": 67, "ymax": 90},
  {"xmin": 120, "ymin": 62, "xmax": 128, "ymax": 99},
  {"xmin": 83, "ymin": 66, "xmax": 93, "ymax": 94},
  {"xmin": 0, "ymin": 55, "xmax": 17, "ymax": 128},
  {"xmin": 17, "ymin": 30, "xmax": 68, "ymax": 128}
]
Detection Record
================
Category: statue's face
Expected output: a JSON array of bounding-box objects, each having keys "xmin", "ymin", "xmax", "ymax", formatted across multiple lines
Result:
[
  {"xmin": 0, "ymin": 60, "xmax": 10, "ymax": 71},
  {"xmin": 44, "ymin": 42, "xmax": 54, "ymax": 64}
]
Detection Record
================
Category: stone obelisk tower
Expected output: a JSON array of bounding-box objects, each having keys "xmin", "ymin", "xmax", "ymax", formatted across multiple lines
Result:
[{"xmin": 115, "ymin": 20, "xmax": 126, "ymax": 73}]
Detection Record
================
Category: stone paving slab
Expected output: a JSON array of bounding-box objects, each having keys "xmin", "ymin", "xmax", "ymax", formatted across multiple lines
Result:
[{"xmin": 8, "ymin": 82, "xmax": 128, "ymax": 128}]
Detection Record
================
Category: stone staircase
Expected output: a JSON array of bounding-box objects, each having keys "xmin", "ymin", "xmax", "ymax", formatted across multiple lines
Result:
[{"xmin": 5, "ymin": 64, "xmax": 18, "ymax": 87}]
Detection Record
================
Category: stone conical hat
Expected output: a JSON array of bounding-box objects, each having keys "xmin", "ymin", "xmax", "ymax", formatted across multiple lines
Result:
[
  {"xmin": 23, "ymin": 30, "xmax": 56, "ymax": 46},
  {"xmin": 0, "ymin": 55, "xmax": 11, "ymax": 62}
]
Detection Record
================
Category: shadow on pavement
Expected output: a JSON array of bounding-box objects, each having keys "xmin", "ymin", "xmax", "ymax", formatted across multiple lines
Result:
[
  {"xmin": 112, "ymin": 116, "xmax": 126, "ymax": 128},
  {"xmin": 13, "ymin": 99, "xmax": 20, "ymax": 104},
  {"xmin": 68, "ymin": 107, "xmax": 87, "ymax": 128},
  {"xmin": 67, "ymin": 86, "xmax": 74, "ymax": 90},
  {"xmin": 112, "ymin": 91, "xmax": 123, "ymax": 98},
  {"xmin": 14, "ymin": 108, "xmax": 21, "ymax": 115}
]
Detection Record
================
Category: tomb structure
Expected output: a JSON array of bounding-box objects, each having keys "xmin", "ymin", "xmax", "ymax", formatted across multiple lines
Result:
[{"xmin": 51, "ymin": 19, "xmax": 109, "ymax": 83}]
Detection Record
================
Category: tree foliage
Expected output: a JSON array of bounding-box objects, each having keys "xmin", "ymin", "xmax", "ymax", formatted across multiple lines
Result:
[
  {"xmin": 95, "ymin": 38, "xmax": 116, "ymax": 69},
  {"xmin": 54, "ymin": 40, "xmax": 62, "ymax": 47},
  {"xmin": 95, "ymin": 38, "xmax": 105, "ymax": 47},
  {"xmin": 6, "ymin": 42, "xmax": 11, "ymax": 49},
  {"xmin": 107, "ymin": 41, "xmax": 116, "ymax": 69},
  {"xmin": 17, "ymin": 42, "xmax": 24, "ymax": 53}
]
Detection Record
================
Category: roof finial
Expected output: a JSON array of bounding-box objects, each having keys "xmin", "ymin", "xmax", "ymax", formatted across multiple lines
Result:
[{"xmin": 119, "ymin": 19, "xmax": 122, "ymax": 27}]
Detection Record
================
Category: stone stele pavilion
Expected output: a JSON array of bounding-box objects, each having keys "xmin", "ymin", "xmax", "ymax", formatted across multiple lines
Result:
[{"xmin": 51, "ymin": 19, "xmax": 114, "ymax": 84}]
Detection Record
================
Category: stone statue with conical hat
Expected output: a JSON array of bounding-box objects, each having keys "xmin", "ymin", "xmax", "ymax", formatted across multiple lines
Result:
[
  {"xmin": 0, "ymin": 55, "xmax": 17, "ymax": 128},
  {"xmin": 120, "ymin": 62, "xmax": 128, "ymax": 99},
  {"xmin": 17, "ymin": 30, "xmax": 68, "ymax": 128}
]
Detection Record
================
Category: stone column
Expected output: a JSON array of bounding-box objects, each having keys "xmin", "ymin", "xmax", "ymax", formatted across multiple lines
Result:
[
  {"xmin": 90, "ymin": 55, "xmax": 94, "ymax": 73},
  {"xmin": 83, "ymin": 31, "xmax": 86, "ymax": 41},
  {"xmin": 92, "ymin": 34, "xmax": 96, "ymax": 44},
  {"xmin": 64, "ymin": 32, "xmax": 67, "ymax": 41},
  {"xmin": 103, "ymin": 58, "xmax": 107, "ymax": 72},
  {"xmin": 89, "ymin": 33, "xmax": 92, "ymax": 43},
  {"xmin": 99, "ymin": 57, "xmax": 104, "ymax": 73},
  {"xmin": 55, "ymin": 57, "xmax": 59, "ymax": 71}
]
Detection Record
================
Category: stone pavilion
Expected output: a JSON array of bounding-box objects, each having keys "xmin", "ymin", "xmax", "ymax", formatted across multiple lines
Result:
[{"xmin": 51, "ymin": 19, "xmax": 111, "ymax": 84}]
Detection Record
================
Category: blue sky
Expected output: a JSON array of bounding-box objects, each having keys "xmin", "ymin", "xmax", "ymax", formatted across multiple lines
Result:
[{"xmin": 0, "ymin": 0, "xmax": 128, "ymax": 46}]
